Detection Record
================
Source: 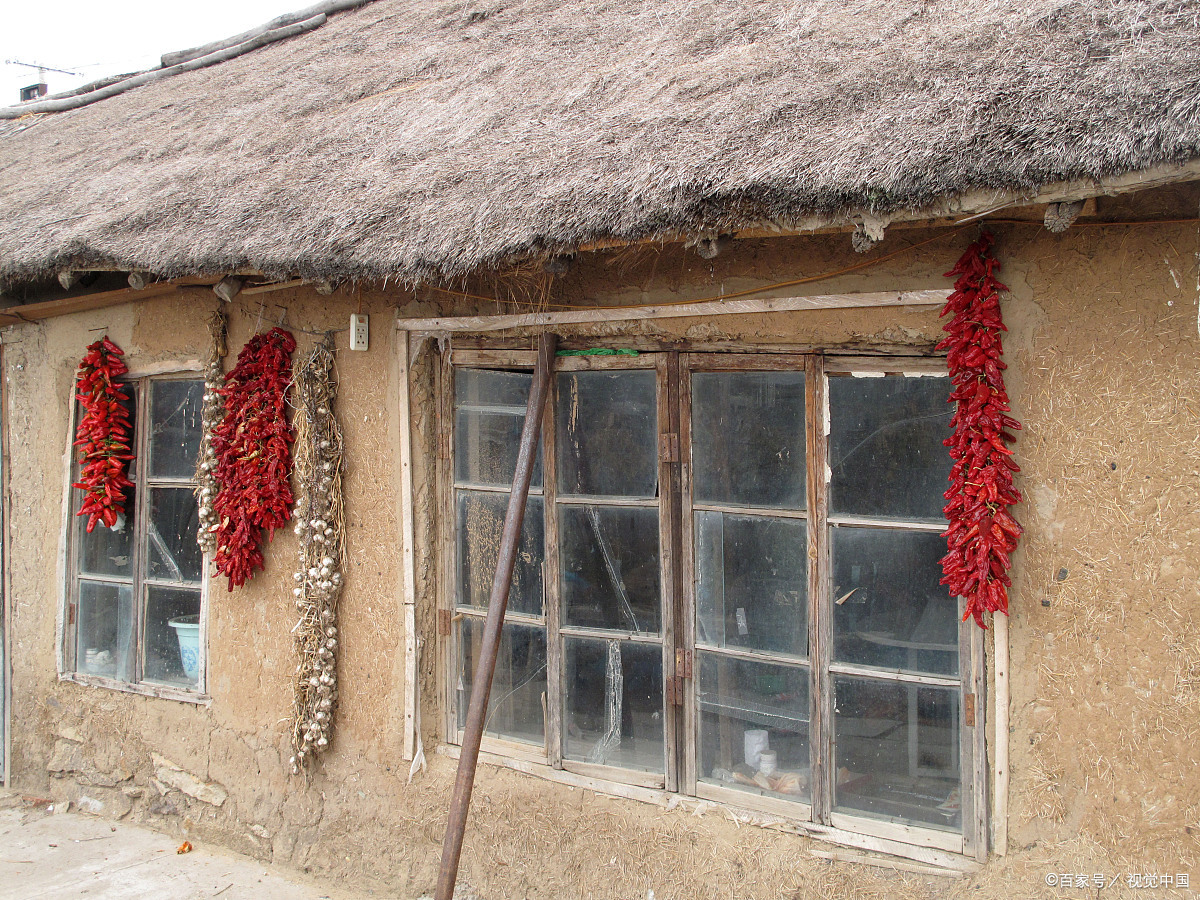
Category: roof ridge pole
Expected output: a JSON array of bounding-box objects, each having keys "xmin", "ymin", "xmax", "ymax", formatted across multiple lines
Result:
[{"xmin": 435, "ymin": 331, "xmax": 558, "ymax": 900}]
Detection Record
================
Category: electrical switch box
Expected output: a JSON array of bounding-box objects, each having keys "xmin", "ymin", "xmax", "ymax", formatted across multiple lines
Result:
[{"xmin": 350, "ymin": 313, "xmax": 369, "ymax": 351}]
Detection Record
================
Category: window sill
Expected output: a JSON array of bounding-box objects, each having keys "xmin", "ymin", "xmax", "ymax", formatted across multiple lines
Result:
[
  {"xmin": 59, "ymin": 672, "xmax": 211, "ymax": 706},
  {"xmin": 435, "ymin": 742, "xmax": 978, "ymax": 874}
]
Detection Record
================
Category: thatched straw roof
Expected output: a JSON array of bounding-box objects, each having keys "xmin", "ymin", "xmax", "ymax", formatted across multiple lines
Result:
[{"xmin": 2, "ymin": 0, "xmax": 1199, "ymax": 287}]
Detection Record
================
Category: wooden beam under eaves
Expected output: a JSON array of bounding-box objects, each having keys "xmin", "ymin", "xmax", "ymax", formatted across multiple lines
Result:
[
  {"xmin": 0, "ymin": 280, "xmax": 224, "ymax": 327},
  {"xmin": 395, "ymin": 289, "xmax": 951, "ymax": 333}
]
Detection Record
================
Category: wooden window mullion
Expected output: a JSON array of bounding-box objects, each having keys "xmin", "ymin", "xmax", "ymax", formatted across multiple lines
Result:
[
  {"xmin": 964, "ymin": 612, "xmax": 988, "ymax": 859},
  {"xmin": 544, "ymin": 367, "xmax": 563, "ymax": 768},
  {"xmin": 65, "ymin": 393, "xmax": 82, "ymax": 675},
  {"xmin": 132, "ymin": 379, "xmax": 151, "ymax": 685},
  {"xmin": 659, "ymin": 351, "xmax": 683, "ymax": 793},
  {"xmin": 806, "ymin": 354, "xmax": 834, "ymax": 826},
  {"xmin": 440, "ymin": 351, "xmax": 458, "ymax": 743},
  {"xmin": 677, "ymin": 356, "xmax": 698, "ymax": 796}
]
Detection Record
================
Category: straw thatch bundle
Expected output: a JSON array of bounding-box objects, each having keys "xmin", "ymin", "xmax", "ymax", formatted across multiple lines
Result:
[{"xmin": 1, "ymin": 0, "xmax": 1199, "ymax": 288}]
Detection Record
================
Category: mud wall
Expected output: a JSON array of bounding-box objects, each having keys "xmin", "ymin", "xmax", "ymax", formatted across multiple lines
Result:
[{"xmin": 4, "ymin": 189, "xmax": 1199, "ymax": 899}]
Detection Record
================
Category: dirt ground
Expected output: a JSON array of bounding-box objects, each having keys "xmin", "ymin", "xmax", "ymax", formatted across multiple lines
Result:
[{"xmin": 0, "ymin": 791, "xmax": 367, "ymax": 900}]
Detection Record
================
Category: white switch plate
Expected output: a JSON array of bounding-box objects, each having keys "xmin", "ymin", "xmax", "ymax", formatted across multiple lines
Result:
[{"xmin": 350, "ymin": 313, "xmax": 369, "ymax": 351}]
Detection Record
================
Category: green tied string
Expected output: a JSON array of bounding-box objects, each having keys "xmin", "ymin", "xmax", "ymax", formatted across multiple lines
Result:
[{"xmin": 555, "ymin": 348, "xmax": 639, "ymax": 357}]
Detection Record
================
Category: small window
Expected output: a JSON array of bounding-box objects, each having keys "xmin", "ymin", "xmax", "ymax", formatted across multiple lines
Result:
[{"xmin": 65, "ymin": 375, "xmax": 207, "ymax": 695}]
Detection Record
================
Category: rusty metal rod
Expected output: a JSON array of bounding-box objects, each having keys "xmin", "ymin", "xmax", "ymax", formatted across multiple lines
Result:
[{"xmin": 435, "ymin": 332, "xmax": 557, "ymax": 900}]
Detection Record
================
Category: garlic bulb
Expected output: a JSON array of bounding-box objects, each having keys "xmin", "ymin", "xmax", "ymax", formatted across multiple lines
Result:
[
  {"xmin": 288, "ymin": 337, "xmax": 345, "ymax": 778},
  {"xmin": 195, "ymin": 309, "xmax": 227, "ymax": 556}
]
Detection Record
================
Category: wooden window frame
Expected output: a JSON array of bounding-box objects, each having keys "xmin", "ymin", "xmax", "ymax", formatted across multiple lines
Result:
[
  {"xmin": 59, "ymin": 370, "xmax": 210, "ymax": 705},
  {"xmin": 440, "ymin": 346, "xmax": 987, "ymax": 859}
]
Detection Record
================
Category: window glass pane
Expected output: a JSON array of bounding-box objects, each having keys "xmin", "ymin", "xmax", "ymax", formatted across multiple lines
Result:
[
  {"xmin": 561, "ymin": 505, "xmax": 660, "ymax": 634},
  {"xmin": 455, "ymin": 409, "xmax": 542, "ymax": 488},
  {"xmin": 828, "ymin": 375, "xmax": 951, "ymax": 520},
  {"xmin": 697, "ymin": 653, "xmax": 810, "ymax": 803},
  {"xmin": 456, "ymin": 368, "xmax": 533, "ymax": 409},
  {"xmin": 143, "ymin": 586, "xmax": 201, "ymax": 688},
  {"xmin": 692, "ymin": 371, "xmax": 805, "ymax": 508},
  {"xmin": 73, "ymin": 385, "xmax": 137, "ymax": 578},
  {"xmin": 564, "ymin": 637, "xmax": 663, "ymax": 773},
  {"xmin": 76, "ymin": 580, "xmax": 135, "ymax": 682},
  {"xmin": 75, "ymin": 485, "xmax": 136, "ymax": 578},
  {"xmin": 831, "ymin": 527, "xmax": 958, "ymax": 677},
  {"xmin": 695, "ymin": 512, "xmax": 807, "ymax": 658},
  {"xmin": 147, "ymin": 487, "xmax": 203, "ymax": 583},
  {"xmin": 148, "ymin": 380, "xmax": 203, "ymax": 479},
  {"xmin": 454, "ymin": 369, "xmax": 542, "ymax": 488},
  {"xmin": 458, "ymin": 617, "xmax": 547, "ymax": 746},
  {"xmin": 557, "ymin": 370, "xmax": 657, "ymax": 499},
  {"xmin": 833, "ymin": 676, "xmax": 961, "ymax": 833},
  {"xmin": 457, "ymin": 491, "xmax": 544, "ymax": 616}
]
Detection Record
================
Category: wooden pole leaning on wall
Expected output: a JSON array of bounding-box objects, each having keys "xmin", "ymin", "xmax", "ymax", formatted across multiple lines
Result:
[{"xmin": 435, "ymin": 331, "xmax": 558, "ymax": 900}]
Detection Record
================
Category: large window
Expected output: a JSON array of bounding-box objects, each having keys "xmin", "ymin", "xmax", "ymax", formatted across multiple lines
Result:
[
  {"xmin": 443, "ymin": 351, "xmax": 986, "ymax": 856},
  {"xmin": 64, "ymin": 375, "xmax": 207, "ymax": 697}
]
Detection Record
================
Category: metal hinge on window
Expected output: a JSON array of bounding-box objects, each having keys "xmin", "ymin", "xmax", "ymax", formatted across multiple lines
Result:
[
  {"xmin": 659, "ymin": 433, "xmax": 679, "ymax": 463},
  {"xmin": 667, "ymin": 675, "xmax": 685, "ymax": 707},
  {"xmin": 437, "ymin": 609, "xmax": 452, "ymax": 637},
  {"xmin": 68, "ymin": 604, "xmax": 76, "ymax": 626},
  {"xmin": 964, "ymin": 692, "xmax": 976, "ymax": 727},
  {"xmin": 675, "ymin": 648, "xmax": 692, "ymax": 679}
]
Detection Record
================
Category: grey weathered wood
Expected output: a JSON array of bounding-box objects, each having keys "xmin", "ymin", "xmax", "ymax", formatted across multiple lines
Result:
[
  {"xmin": 561, "ymin": 759, "xmax": 667, "ymax": 790},
  {"xmin": 438, "ymin": 741, "xmax": 978, "ymax": 870},
  {"xmin": 993, "ymin": 613, "xmax": 1009, "ymax": 856},
  {"xmin": 826, "ymin": 514, "xmax": 945, "ymax": 532},
  {"xmin": 0, "ymin": 282, "xmax": 183, "ymax": 327},
  {"xmin": 438, "ymin": 351, "xmax": 458, "ymax": 743},
  {"xmin": 805, "ymin": 354, "xmax": 833, "ymax": 825},
  {"xmin": 398, "ymin": 332, "xmax": 420, "ymax": 761},
  {"xmin": 823, "ymin": 355, "xmax": 948, "ymax": 374},
  {"xmin": 444, "ymin": 336, "xmax": 943, "ymax": 357},
  {"xmin": 544, "ymin": 358, "xmax": 563, "ymax": 769},
  {"xmin": 972, "ymin": 620, "xmax": 989, "ymax": 862},
  {"xmin": 826, "ymin": 661, "xmax": 959, "ymax": 687},
  {"xmin": 809, "ymin": 848, "xmax": 964, "ymax": 879},
  {"xmin": 959, "ymin": 599, "xmax": 977, "ymax": 860},
  {"xmin": 59, "ymin": 672, "xmax": 212, "ymax": 705},
  {"xmin": 394, "ymin": 291, "xmax": 950, "ymax": 332},
  {"xmin": 695, "ymin": 780, "xmax": 815, "ymax": 822},
  {"xmin": 448, "ymin": 348, "xmax": 538, "ymax": 368},
  {"xmin": 828, "ymin": 811, "xmax": 964, "ymax": 854},
  {"xmin": 659, "ymin": 353, "xmax": 682, "ymax": 792},
  {"xmin": 1, "ymin": 17, "xmax": 331, "ymax": 118},
  {"xmin": 677, "ymin": 358, "xmax": 698, "ymax": 796},
  {"xmin": 161, "ymin": 1, "xmax": 367, "ymax": 66},
  {"xmin": 693, "ymin": 501, "xmax": 809, "ymax": 519}
]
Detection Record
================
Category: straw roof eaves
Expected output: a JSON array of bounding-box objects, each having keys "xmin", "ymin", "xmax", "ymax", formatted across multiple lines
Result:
[{"xmin": 1, "ymin": 0, "xmax": 1199, "ymax": 287}]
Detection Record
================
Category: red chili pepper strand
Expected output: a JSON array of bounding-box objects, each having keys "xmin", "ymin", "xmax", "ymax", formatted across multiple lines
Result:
[
  {"xmin": 72, "ymin": 338, "xmax": 134, "ymax": 533},
  {"xmin": 211, "ymin": 328, "xmax": 297, "ymax": 590},
  {"xmin": 937, "ymin": 233, "xmax": 1023, "ymax": 629}
]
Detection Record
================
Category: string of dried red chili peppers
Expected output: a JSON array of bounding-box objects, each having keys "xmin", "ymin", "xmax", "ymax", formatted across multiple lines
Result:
[
  {"xmin": 939, "ymin": 233, "xmax": 1023, "ymax": 628},
  {"xmin": 211, "ymin": 327, "xmax": 297, "ymax": 590},
  {"xmin": 73, "ymin": 337, "xmax": 135, "ymax": 533}
]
